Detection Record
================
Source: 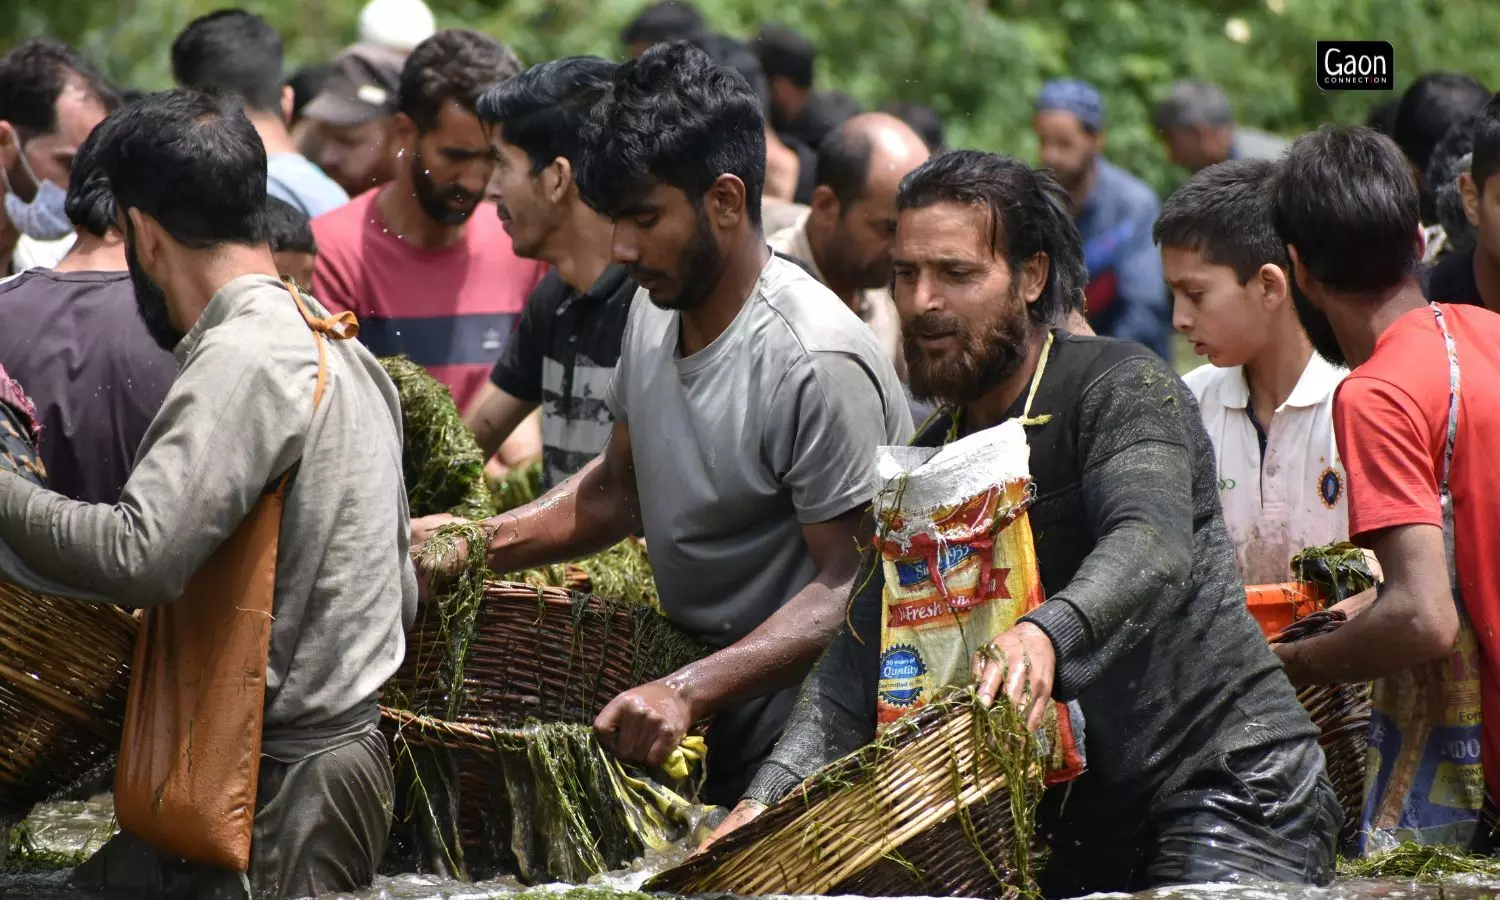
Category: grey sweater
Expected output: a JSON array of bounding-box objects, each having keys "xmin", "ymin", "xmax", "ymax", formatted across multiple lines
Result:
[
  {"xmin": 746, "ymin": 333, "xmax": 1319, "ymax": 813},
  {"xmin": 0, "ymin": 274, "xmax": 417, "ymax": 761}
]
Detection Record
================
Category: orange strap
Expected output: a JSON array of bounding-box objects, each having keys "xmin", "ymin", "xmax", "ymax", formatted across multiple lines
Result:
[{"xmin": 274, "ymin": 279, "xmax": 360, "ymax": 492}]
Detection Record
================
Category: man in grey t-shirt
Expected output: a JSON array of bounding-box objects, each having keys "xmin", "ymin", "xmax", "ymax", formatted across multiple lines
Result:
[{"xmin": 419, "ymin": 44, "xmax": 911, "ymax": 804}]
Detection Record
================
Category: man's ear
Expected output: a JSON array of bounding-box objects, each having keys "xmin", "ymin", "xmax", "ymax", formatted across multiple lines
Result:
[
  {"xmin": 127, "ymin": 207, "xmax": 165, "ymax": 266},
  {"xmin": 709, "ymin": 173, "xmax": 748, "ymax": 228},
  {"xmin": 393, "ymin": 112, "xmax": 419, "ymax": 156},
  {"xmin": 545, "ymin": 156, "xmax": 573, "ymax": 204},
  {"xmin": 809, "ymin": 184, "xmax": 840, "ymax": 228},
  {"xmin": 0, "ymin": 121, "xmax": 18, "ymax": 171},
  {"xmin": 1019, "ymin": 252, "xmax": 1050, "ymax": 306},
  {"xmin": 281, "ymin": 85, "xmax": 295, "ymax": 125},
  {"xmin": 1460, "ymin": 172, "xmax": 1481, "ymax": 228}
]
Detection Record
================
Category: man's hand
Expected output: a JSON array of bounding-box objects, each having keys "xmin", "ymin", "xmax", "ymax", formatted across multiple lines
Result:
[
  {"xmin": 973, "ymin": 621, "xmax": 1056, "ymax": 731},
  {"xmin": 411, "ymin": 513, "xmax": 462, "ymax": 549},
  {"xmin": 594, "ymin": 680, "xmax": 696, "ymax": 768},
  {"xmin": 697, "ymin": 799, "xmax": 766, "ymax": 853}
]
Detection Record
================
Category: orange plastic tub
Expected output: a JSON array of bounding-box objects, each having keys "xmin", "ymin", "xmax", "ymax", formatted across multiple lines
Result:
[{"xmin": 1245, "ymin": 582, "xmax": 1324, "ymax": 639}]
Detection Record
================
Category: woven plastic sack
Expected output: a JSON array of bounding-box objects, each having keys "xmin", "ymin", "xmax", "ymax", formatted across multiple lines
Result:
[{"xmin": 872, "ymin": 420, "xmax": 1085, "ymax": 784}]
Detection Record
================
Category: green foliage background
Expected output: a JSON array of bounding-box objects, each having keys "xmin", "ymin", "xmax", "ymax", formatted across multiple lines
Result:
[{"xmin": 4, "ymin": 0, "xmax": 1499, "ymax": 196}]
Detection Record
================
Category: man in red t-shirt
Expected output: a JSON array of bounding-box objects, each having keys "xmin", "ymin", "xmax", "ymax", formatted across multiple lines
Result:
[
  {"xmin": 1272, "ymin": 124, "xmax": 1500, "ymax": 805},
  {"xmin": 312, "ymin": 29, "xmax": 547, "ymax": 415}
]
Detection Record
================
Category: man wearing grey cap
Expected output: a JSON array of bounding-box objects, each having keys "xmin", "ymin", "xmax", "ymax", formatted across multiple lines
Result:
[
  {"xmin": 1154, "ymin": 79, "xmax": 1290, "ymax": 173},
  {"xmin": 302, "ymin": 43, "xmax": 405, "ymax": 198},
  {"xmin": 1033, "ymin": 78, "xmax": 1169, "ymax": 358}
]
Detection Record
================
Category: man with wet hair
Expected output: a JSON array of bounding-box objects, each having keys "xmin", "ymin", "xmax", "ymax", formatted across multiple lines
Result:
[
  {"xmin": 620, "ymin": 0, "xmax": 707, "ymax": 58},
  {"xmin": 710, "ymin": 150, "xmax": 1338, "ymax": 894},
  {"xmin": 421, "ymin": 42, "xmax": 911, "ymax": 806},
  {"xmin": 1393, "ymin": 72, "xmax": 1489, "ymax": 224},
  {"xmin": 312, "ymin": 29, "xmax": 547, "ymax": 415}
]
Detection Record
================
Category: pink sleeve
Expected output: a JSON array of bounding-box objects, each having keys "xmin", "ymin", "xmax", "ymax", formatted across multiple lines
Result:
[{"xmin": 1334, "ymin": 376, "xmax": 1442, "ymax": 544}]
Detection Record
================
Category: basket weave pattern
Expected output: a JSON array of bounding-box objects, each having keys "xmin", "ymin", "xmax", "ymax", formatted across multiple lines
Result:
[
  {"xmin": 649, "ymin": 695, "xmax": 1040, "ymax": 898},
  {"xmin": 1269, "ymin": 609, "xmax": 1371, "ymax": 854},
  {"xmin": 0, "ymin": 582, "xmax": 137, "ymax": 819}
]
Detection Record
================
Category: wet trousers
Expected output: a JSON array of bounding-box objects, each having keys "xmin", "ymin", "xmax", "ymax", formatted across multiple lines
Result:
[
  {"xmin": 74, "ymin": 728, "xmax": 394, "ymax": 900},
  {"xmin": 1037, "ymin": 735, "xmax": 1340, "ymax": 898}
]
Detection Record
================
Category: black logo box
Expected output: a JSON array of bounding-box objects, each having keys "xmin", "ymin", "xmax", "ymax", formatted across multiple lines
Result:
[{"xmin": 1317, "ymin": 41, "xmax": 1394, "ymax": 91}]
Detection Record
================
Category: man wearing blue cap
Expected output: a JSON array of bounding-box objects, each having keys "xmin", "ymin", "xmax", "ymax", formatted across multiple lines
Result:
[{"xmin": 1034, "ymin": 78, "xmax": 1171, "ymax": 358}]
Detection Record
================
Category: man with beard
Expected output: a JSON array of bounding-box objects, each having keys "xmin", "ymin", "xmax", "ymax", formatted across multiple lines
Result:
[
  {"xmin": 768, "ymin": 112, "xmax": 930, "ymax": 381},
  {"xmin": 299, "ymin": 43, "xmax": 405, "ymax": 198},
  {"xmin": 0, "ymin": 116, "xmax": 176, "ymax": 505},
  {"xmin": 0, "ymin": 88, "xmax": 412, "ymax": 899},
  {"xmin": 312, "ymin": 29, "xmax": 547, "ymax": 414},
  {"xmin": 418, "ymin": 43, "xmax": 912, "ymax": 806},
  {"xmin": 466, "ymin": 56, "xmax": 632, "ymax": 490},
  {"xmin": 709, "ymin": 150, "xmax": 1339, "ymax": 894},
  {"xmin": 1034, "ymin": 79, "xmax": 1170, "ymax": 358},
  {"xmin": 1271, "ymin": 125, "xmax": 1500, "ymax": 819}
]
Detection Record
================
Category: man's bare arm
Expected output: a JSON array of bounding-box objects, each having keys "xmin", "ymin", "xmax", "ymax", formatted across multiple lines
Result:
[
  {"xmin": 1276, "ymin": 523, "xmax": 1456, "ymax": 685},
  {"xmin": 482, "ymin": 421, "xmax": 641, "ymax": 574},
  {"xmin": 595, "ymin": 508, "xmax": 867, "ymax": 766},
  {"xmin": 464, "ymin": 382, "xmax": 539, "ymax": 461}
]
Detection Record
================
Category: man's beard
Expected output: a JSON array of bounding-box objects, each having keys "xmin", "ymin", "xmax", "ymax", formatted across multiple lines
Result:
[
  {"xmin": 634, "ymin": 206, "xmax": 724, "ymax": 312},
  {"xmin": 125, "ymin": 224, "xmax": 185, "ymax": 353},
  {"xmin": 904, "ymin": 286, "xmax": 1033, "ymax": 407},
  {"xmin": 1289, "ymin": 269, "xmax": 1349, "ymax": 368},
  {"xmin": 412, "ymin": 148, "xmax": 480, "ymax": 227}
]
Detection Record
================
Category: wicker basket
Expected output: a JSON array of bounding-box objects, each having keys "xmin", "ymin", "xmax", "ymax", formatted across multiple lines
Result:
[
  {"xmin": 648, "ymin": 693, "xmax": 1041, "ymax": 898},
  {"xmin": 381, "ymin": 705, "xmax": 697, "ymax": 885},
  {"xmin": 0, "ymin": 581, "xmax": 137, "ymax": 820},
  {"xmin": 1269, "ymin": 609, "xmax": 1371, "ymax": 854},
  {"xmin": 384, "ymin": 577, "xmax": 701, "ymax": 726}
]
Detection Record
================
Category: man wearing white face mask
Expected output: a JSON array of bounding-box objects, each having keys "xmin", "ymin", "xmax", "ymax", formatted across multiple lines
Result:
[{"xmin": 0, "ymin": 39, "xmax": 119, "ymax": 280}]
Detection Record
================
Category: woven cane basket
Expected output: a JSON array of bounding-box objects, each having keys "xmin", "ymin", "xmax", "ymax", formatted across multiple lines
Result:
[
  {"xmin": 649, "ymin": 691, "xmax": 1042, "ymax": 898},
  {"xmin": 384, "ymin": 576, "xmax": 702, "ymax": 726},
  {"xmin": 0, "ymin": 581, "xmax": 137, "ymax": 821},
  {"xmin": 1269, "ymin": 609, "xmax": 1371, "ymax": 854}
]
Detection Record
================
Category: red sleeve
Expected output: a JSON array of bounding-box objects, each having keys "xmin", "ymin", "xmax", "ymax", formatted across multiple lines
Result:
[{"xmin": 1334, "ymin": 375, "xmax": 1442, "ymax": 545}]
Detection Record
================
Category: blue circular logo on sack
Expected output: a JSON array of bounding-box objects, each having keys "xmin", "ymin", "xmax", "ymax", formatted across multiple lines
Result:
[{"xmin": 879, "ymin": 645, "xmax": 926, "ymax": 707}]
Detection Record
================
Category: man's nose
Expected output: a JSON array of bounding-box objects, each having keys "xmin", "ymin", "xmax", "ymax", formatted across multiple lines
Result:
[{"xmin": 610, "ymin": 223, "xmax": 640, "ymax": 264}]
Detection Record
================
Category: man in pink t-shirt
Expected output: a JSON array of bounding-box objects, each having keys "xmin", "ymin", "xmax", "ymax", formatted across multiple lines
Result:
[{"xmin": 313, "ymin": 29, "xmax": 546, "ymax": 413}]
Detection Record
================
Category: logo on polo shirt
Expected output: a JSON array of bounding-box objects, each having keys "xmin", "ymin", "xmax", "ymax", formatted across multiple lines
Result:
[
  {"xmin": 481, "ymin": 328, "xmax": 503, "ymax": 352},
  {"xmin": 1319, "ymin": 467, "xmax": 1344, "ymax": 508},
  {"xmin": 1218, "ymin": 477, "xmax": 1237, "ymax": 492}
]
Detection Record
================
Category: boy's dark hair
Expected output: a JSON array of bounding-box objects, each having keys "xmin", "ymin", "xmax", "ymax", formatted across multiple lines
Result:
[
  {"xmin": 576, "ymin": 42, "xmax": 766, "ymax": 229},
  {"xmin": 399, "ymin": 29, "xmax": 523, "ymax": 133},
  {"xmin": 897, "ymin": 150, "xmax": 1086, "ymax": 324},
  {"xmin": 752, "ymin": 23, "xmax": 815, "ymax": 88},
  {"xmin": 1470, "ymin": 94, "xmax": 1500, "ymax": 195},
  {"xmin": 264, "ymin": 196, "xmax": 316, "ymax": 255},
  {"xmin": 882, "ymin": 100, "xmax": 944, "ymax": 151},
  {"xmin": 1153, "ymin": 158, "xmax": 1286, "ymax": 283},
  {"xmin": 620, "ymin": 1, "xmax": 706, "ymax": 49},
  {"xmin": 171, "ymin": 9, "xmax": 285, "ymax": 113},
  {"xmin": 0, "ymin": 39, "xmax": 119, "ymax": 140},
  {"xmin": 1366, "ymin": 98, "xmax": 1400, "ymax": 136},
  {"xmin": 96, "ymin": 88, "xmax": 268, "ymax": 249},
  {"xmin": 1394, "ymin": 72, "xmax": 1489, "ymax": 173},
  {"xmin": 476, "ymin": 56, "xmax": 617, "ymax": 172},
  {"xmin": 1271, "ymin": 124, "xmax": 1419, "ymax": 294}
]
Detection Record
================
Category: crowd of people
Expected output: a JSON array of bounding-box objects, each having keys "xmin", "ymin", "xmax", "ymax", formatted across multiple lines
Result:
[{"xmin": 1, "ymin": 0, "xmax": 1500, "ymax": 898}]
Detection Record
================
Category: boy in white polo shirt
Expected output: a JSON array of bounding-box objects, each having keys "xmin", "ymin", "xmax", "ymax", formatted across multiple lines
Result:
[{"xmin": 1155, "ymin": 158, "xmax": 1349, "ymax": 585}]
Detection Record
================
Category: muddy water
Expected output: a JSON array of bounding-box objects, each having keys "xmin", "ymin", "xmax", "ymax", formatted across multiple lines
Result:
[{"xmin": 6, "ymin": 799, "xmax": 1500, "ymax": 900}]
